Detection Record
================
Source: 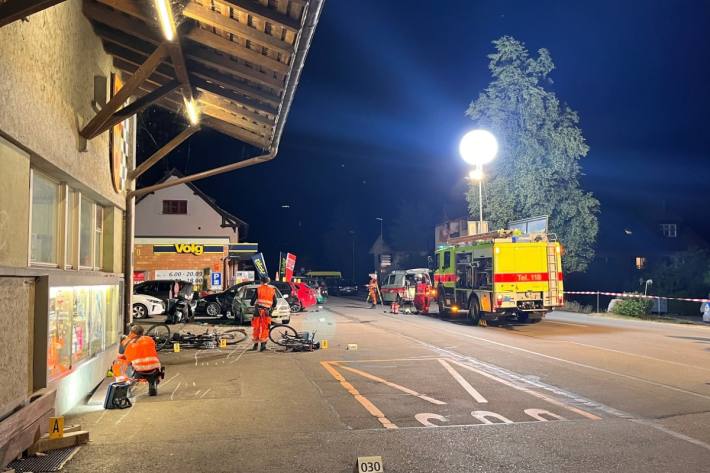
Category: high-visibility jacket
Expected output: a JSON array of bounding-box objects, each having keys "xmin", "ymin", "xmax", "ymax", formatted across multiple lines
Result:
[
  {"xmin": 255, "ymin": 284, "xmax": 276, "ymax": 308},
  {"xmin": 124, "ymin": 336, "xmax": 161, "ymax": 372}
]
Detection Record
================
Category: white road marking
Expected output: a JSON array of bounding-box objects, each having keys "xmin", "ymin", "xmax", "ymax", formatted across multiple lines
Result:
[
  {"xmin": 200, "ymin": 388, "xmax": 211, "ymax": 399},
  {"xmin": 471, "ymin": 410, "xmax": 513, "ymax": 424},
  {"xmin": 443, "ymin": 329, "xmax": 710, "ymax": 402},
  {"xmin": 170, "ymin": 381, "xmax": 182, "ymax": 401},
  {"xmin": 438, "ymin": 359, "xmax": 487, "ymax": 403},
  {"xmin": 563, "ymin": 340, "xmax": 710, "ymax": 373},
  {"xmin": 337, "ymin": 364, "xmax": 446, "ymax": 405},
  {"xmin": 94, "ymin": 409, "xmax": 109, "ymax": 424},
  {"xmin": 415, "ymin": 413, "xmax": 448, "ymax": 427},
  {"xmin": 448, "ymin": 359, "xmax": 601, "ymax": 421},
  {"xmin": 524, "ymin": 408, "xmax": 566, "ymax": 421}
]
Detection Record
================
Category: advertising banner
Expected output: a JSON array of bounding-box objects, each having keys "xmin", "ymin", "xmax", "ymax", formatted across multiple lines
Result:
[
  {"xmin": 250, "ymin": 253, "xmax": 269, "ymax": 280},
  {"xmin": 278, "ymin": 252, "xmax": 286, "ymax": 281},
  {"xmin": 234, "ymin": 271, "xmax": 255, "ymax": 284},
  {"xmin": 284, "ymin": 253, "xmax": 297, "ymax": 282}
]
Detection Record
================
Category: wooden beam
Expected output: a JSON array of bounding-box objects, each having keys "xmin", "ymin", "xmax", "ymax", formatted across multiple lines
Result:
[
  {"xmin": 113, "ymin": 55, "xmax": 277, "ymax": 120},
  {"xmin": 102, "ymin": 79, "xmax": 180, "ymax": 131},
  {"xmin": 187, "ymin": 59, "xmax": 281, "ymax": 106},
  {"xmin": 80, "ymin": 42, "xmax": 169, "ymax": 139},
  {"xmin": 201, "ymin": 115, "xmax": 270, "ymax": 148},
  {"xmin": 191, "ymin": 75, "xmax": 277, "ymax": 116},
  {"xmin": 130, "ymin": 126, "xmax": 200, "ymax": 180},
  {"xmin": 0, "ymin": 0, "xmax": 66, "ymax": 28},
  {"xmin": 182, "ymin": 1, "xmax": 294, "ymax": 55},
  {"xmin": 221, "ymin": 0, "xmax": 301, "ymax": 32},
  {"xmin": 185, "ymin": 26, "xmax": 290, "ymax": 74},
  {"xmin": 84, "ymin": 0, "xmax": 284, "ymax": 90}
]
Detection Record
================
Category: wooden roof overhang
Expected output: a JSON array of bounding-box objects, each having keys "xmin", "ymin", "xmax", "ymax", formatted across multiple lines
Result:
[{"xmin": 80, "ymin": 0, "xmax": 322, "ymax": 153}]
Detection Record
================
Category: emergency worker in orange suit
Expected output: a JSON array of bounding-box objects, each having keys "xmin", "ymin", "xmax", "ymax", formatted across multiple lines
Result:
[
  {"xmin": 113, "ymin": 325, "xmax": 162, "ymax": 395},
  {"xmin": 368, "ymin": 275, "xmax": 379, "ymax": 308},
  {"xmin": 413, "ymin": 273, "xmax": 431, "ymax": 314},
  {"xmin": 250, "ymin": 276, "xmax": 278, "ymax": 352}
]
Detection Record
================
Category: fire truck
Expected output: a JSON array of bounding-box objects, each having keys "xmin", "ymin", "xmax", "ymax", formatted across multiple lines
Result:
[{"xmin": 433, "ymin": 227, "xmax": 564, "ymax": 325}]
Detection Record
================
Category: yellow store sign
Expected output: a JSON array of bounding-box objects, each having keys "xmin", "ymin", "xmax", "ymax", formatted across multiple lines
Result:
[{"xmin": 174, "ymin": 243, "xmax": 204, "ymax": 255}]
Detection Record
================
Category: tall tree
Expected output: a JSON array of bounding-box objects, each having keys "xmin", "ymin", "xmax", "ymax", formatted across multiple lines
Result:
[{"xmin": 465, "ymin": 36, "xmax": 599, "ymax": 272}]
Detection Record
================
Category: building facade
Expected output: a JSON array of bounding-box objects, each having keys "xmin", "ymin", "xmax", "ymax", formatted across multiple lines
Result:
[
  {"xmin": 0, "ymin": 1, "xmax": 132, "ymax": 415},
  {"xmin": 134, "ymin": 171, "xmax": 252, "ymax": 290}
]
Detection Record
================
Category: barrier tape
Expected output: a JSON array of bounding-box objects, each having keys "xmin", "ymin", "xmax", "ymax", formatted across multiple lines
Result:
[{"xmin": 564, "ymin": 291, "xmax": 710, "ymax": 304}]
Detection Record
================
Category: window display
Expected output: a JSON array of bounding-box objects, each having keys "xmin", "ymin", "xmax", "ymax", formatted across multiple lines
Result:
[
  {"xmin": 48, "ymin": 287, "xmax": 73, "ymax": 379},
  {"xmin": 47, "ymin": 284, "xmax": 120, "ymax": 380},
  {"xmin": 72, "ymin": 287, "xmax": 91, "ymax": 363}
]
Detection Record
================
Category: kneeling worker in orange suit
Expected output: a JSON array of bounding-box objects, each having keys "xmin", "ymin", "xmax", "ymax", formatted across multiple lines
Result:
[
  {"xmin": 113, "ymin": 325, "xmax": 162, "ymax": 395},
  {"xmin": 250, "ymin": 276, "xmax": 278, "ymax": 352}
]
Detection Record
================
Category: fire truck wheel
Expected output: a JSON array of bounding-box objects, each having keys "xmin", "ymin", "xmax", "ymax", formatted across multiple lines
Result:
[
  {"xmin": 468, "ymin": 297, "xmax": 481, "ymax": 326},
  {"xmin": 437, "ymin": 289, "xmax": 447, "ymax": 317}
]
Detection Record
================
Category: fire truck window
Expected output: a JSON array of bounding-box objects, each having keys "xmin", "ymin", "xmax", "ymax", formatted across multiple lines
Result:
[
  {"xmin": 435, "ymin": 253, "xmax": 441, "ymax": 270},
  {"xmin": 444, "ymin": 251, "xmax": 451, "ymax": 268}
]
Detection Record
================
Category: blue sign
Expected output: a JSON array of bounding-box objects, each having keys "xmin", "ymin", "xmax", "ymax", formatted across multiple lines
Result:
[{"xmin": 211, "ymin": 272, "xmax": 222, "ymax": 287}]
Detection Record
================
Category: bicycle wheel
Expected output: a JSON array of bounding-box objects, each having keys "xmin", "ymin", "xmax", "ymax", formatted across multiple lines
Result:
[
  {"xmin": 146, "ymin": 324, "xmax": 171, "ymax": 351},
  {"xmin": 269, "ymin": 324, "xmax": 298, "ymax": 346},
  {"xmin": 220, "ymin": 329, "xmax": 248, "ymax": 345}
]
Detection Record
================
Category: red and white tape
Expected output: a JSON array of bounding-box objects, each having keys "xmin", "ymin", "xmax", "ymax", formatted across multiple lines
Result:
[{"xmin": 564, "ymin": 291, "xmax": 710, "ymax": 303}]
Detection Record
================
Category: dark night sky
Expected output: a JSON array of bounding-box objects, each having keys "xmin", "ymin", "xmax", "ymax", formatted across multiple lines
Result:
[{"xmin": 139, "ymin": 0, "xmax": 710, "ymax": 279}]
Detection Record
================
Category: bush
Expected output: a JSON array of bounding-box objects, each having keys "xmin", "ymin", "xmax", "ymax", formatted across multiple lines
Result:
[
  {"xmin": 564, "ymin": 300, "xmax": 593, "ymax": 314},
  {"xmin": 611, "ymin": 297, "xmax": 653, "ymax": 317}
]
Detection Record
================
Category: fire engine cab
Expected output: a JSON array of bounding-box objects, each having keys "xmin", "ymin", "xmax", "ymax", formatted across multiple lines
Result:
[{"xmin": 433, "ymin": 220, "xmax": 563, "ymax": 325}]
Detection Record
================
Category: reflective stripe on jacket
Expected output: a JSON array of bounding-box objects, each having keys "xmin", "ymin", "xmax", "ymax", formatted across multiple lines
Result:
[
  {"xmin": 256, "ymin": 284, "xmax": 276, "ymax": 308},
  {"xmin": 124, "ymin": 336, "xmax": 161, "ymax": 372}
]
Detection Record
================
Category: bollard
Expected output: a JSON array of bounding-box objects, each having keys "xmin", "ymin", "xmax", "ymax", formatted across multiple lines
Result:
[
  {"xmin": 173, "ymin": 342, "xmax": 181, "ymax": 353},
  {"xmin": 321, "ymin": 339, "xmax": 329, "ymax": 349}
]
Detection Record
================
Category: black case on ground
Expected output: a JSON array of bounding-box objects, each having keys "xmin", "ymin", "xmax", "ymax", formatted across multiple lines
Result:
[{"xmin": 104, "ymin": 381, "xmax": 132, "ymax": 409}]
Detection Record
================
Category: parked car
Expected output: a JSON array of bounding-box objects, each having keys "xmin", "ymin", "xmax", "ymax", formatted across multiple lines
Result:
[
  {"xmin": 274, "ymin": 281, "xmax": 317, "ymax": 311},
  {"xmin": 334, "ymin": 279, "xmax": 358, "ymax": 296},
  {"xmin": 132, "ymin": 294, "xmax": 165, "ymax": 319},
  {"xmin": 293, "ymin": 282, "xmax": 318, "ymax": 308},
  {"xmin": 194, "ymin": 282, "xmax": 253, "ymax": 317},
  {"xmin": 134, "ymin": 280, "xmax": 194, "ymax": 302},
  {"xmin": 231, "ymin": 284, "xmax": 291, "ymax": 325}
]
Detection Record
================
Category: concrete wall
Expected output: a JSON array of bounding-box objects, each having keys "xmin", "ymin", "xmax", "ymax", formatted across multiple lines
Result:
[
  {"xmin": 0, "ymin": 277, "xmax": 35, "ymax": 419},
  {"xmin": 135, "ymin": 177, "xmax": 239, "ymax": 242},
  {"xmin": 0, "ymin": 0, "xmax": 125, "ymax": 208},
  {"xmin": 0, "ymin": 138, "xmax": 30, "ymax": 268}
]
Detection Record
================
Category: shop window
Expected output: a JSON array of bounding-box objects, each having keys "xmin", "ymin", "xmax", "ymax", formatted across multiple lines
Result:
[
  {"xmin": 72, "ymin": 287, "xmax": 91, "ymax": 363},
  {"xmin": 635, "ymin": 257, "xmax": 646, "ymax": 270},
  {"xmin": 48, "ymin": 284, "xmax": 120, "ymax": 380},
  {"xmin": 30, "ymin": 171, "xmax": 59, "ymax": 265},
  {"xmin": 162, "ymin": 199, "xmax": 187, "ymax": 214},
  {"xmin": 48, "ymin": 287, "xmax": 73, "ymax": 379}
]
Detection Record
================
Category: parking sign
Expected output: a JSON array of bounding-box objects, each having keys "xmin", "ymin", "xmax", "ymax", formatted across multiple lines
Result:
[{"xmin": 211, "ymin": 272, "xmax": 222, "ymax": 288}]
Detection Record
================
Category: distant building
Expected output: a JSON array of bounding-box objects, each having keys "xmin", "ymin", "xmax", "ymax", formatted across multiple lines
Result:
[{"xmin": 134, "ymin": 170, "xmax": 255, "ymax": 290}]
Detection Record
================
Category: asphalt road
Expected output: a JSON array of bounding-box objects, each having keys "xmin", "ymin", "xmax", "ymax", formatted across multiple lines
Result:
[{"xmin": 62, "ymin": 297, "xmax": 710, "ymax": 472}]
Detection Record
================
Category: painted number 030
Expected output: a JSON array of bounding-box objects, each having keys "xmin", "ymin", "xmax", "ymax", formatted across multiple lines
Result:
[{"xmin": 358, "ymin": 459, "xmax": 383, "ymax": 472}]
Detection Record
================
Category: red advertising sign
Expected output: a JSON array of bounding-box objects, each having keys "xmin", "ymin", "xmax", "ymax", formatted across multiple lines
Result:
[
  {"xmin": 133, "ymin": 271, "xmax": 146, "ymax": 283},
  {"xmin": 284, "ymin": 253, "xmax": 297, "ymax": 282}
]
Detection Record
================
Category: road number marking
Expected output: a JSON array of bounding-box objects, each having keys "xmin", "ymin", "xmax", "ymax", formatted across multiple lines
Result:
[
  {"xmin": 524, "ymin": 408, "xmax": 567, "ymax": 421},
  {"xmin": 415, "ymin": 413, "xmax": 449, "ymax": 427},
  {"xmin": 471, "ymin": 410, "xmax": 513, "ymax": 424},
  {"xmin": 357, "ymin": 456, "xmax": 384, "ymax": 472}
]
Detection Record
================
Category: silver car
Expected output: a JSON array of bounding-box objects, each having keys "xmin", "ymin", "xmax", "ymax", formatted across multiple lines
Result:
[{"xmin": 231, "ymin": 284, "xmax": 291, "ymax": 325}]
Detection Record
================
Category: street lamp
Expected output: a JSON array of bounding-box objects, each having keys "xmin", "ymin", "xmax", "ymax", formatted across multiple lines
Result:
[
  {"xmin": 375, "ymin": 217, "xmax": 383, "ymax": 241},
  {"xmin": 459, "ymin": 129, "xmax": 498, "ymax": 228}
]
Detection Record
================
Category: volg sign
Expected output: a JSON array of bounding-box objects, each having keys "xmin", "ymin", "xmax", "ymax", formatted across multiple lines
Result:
[{"xmin": 174, "ymin": 243, "xmax": 204, "ymax": 255}]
